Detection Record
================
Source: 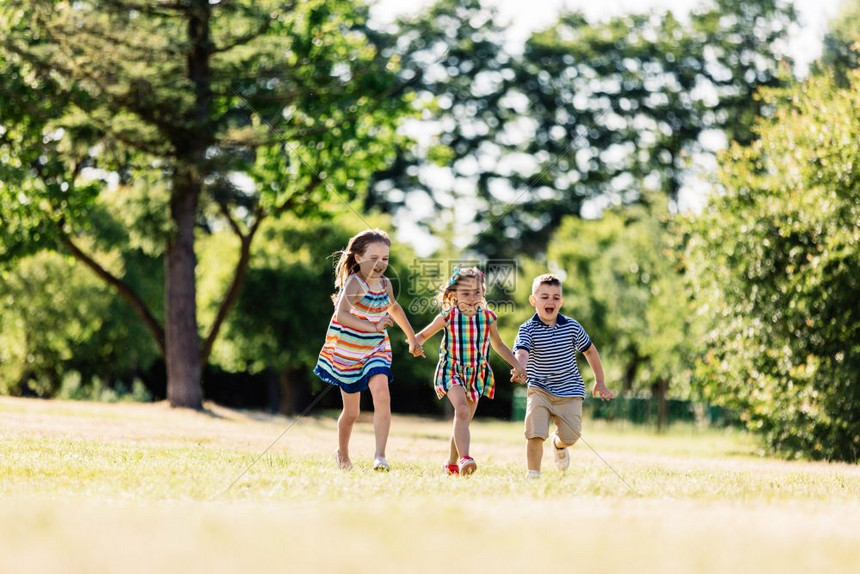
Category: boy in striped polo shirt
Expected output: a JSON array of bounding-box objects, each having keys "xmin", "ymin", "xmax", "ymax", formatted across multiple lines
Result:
[{"xmin": 513, "ymin": 274, "xmax": 615, "ymax": 478}]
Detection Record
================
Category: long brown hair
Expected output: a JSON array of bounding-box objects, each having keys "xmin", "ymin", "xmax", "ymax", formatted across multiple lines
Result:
[
  {"xmin": 332, "ymin": 229, "xmax": 391, "ymax": 298},
  {"xmin": 436, "ymin": 266, "xmax": 486, "ymax": 310}
]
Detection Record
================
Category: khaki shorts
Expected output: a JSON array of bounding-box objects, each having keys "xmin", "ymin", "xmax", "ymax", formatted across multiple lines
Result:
[{"xmin": 524, "ymin": 386, "xmax": 583, "ymax": 445}]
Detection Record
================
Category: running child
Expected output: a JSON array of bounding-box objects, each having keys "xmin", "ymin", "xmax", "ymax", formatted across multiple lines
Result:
[
  {"xmin": 314, "ymin": 229, "xmax": 422, "ymax": 471},
  {"xmin": 414, "ymin": 267, "xmax": 526, "ymax": 475},
  {"xmin": 513, "ymin": 273, "xmax": 615, "ymax": 479}
]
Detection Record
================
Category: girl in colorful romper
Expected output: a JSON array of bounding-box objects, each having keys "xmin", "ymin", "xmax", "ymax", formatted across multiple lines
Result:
[
  {"xmin": 414, "ymin": 267, "xmax": 526, "ymax": 475},
  {"xmin": 314, "ymin": 229, "xmax": 422, "ymax": 472}
]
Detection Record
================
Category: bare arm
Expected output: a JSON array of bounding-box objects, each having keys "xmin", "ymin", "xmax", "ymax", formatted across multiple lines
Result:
[
  {"xmin": 513, "ymin": 349, "xmax": 529, "ymax": 383},
  {"xmin": 514, "ymin": 349, "xmax": 529, "ymax": 365},
  {"xmin": 488, "ymin": 323, "xmax": 527, "ymax": 380},
  {"xmin": 583, "ymin": 344, "xmax": 614, "ymax": 400},
  {"xmin": 385, "ymin": 280, "xmax": 423, "ymax": 356},
  {"xmin": 415, "ymin": 315, "xmax": 446, "ymax": 347},
  {"xmin": 387, "ymin": 300, "xmax": 416, "ymax": 340}
]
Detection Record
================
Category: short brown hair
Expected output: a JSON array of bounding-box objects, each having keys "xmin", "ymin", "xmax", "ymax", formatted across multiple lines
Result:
[{"xmin": 531, "ymin": 273, "xmax": 562, "ymax": 294}]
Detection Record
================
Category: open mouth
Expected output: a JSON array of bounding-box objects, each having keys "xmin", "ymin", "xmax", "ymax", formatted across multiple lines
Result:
[{"xmin": 543, "ymin": 307, "xmax": 556, "ymax": 314}]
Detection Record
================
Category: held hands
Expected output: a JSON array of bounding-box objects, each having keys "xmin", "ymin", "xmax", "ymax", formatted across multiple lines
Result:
[
  {"xmin": 408, "ymin": 335, "xmax": 426, "ymax": 358},
  {"xmin": 592, "ymin": 381, "xmax": 615, "ymax": 401},
  {"xmin": 510, "ymin": 364, "xmax": 527, "ymax": 385}
]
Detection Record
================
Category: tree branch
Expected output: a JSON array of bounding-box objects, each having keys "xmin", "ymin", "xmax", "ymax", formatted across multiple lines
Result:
[
  {"xmin": 56, "ymin": 230, "xmax": 166, "ymax": 356},
  {"xmin": 200, "ymin": 176, "xmax": 320, "ymax": 362},
  {"xmin": 72, "ymin": 22, "xmax": 184, "ymax": 58},
  {"xmin": 217, "ymin": 200, "xmax": 245, "ymax": 238},
  {"xmin": 200, "ymin": 208, "xmax": 265, "ymax": 363},
  {"xmin": 211, "ymin": 18, "xmax": 272, "ymax": 54},
  {"xmin": 99, "ymin": 0, "xmax": 189, "ymax": 18}
]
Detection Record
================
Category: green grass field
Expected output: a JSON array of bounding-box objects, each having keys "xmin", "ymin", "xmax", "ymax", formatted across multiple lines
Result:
[{"xmin": 1, "ymin": 396, "xmax": 858, "ymax": 573}]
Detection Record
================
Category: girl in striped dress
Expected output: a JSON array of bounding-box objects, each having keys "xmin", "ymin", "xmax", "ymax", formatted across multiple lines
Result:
[
  {"xmin": 414, "ymin": 267, "xmax": 526, "ymax": 475},
  {"xmin": 314, "ymin": 229, "xmax": 422, "ymax": 471}
]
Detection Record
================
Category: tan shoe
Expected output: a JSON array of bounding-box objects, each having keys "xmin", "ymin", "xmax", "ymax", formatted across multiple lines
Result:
[{"xmin": 552, "ymin": 433, "xmax": 570, "ymax": 471}]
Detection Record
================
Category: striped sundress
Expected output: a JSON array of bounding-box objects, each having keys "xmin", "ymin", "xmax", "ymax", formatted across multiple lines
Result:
[
  {"xmin": 433, "ymin": 306, "xmax": 498, "ymax": 402},
  {"xmin": 314, "ymin": 275, "xmax": 393, "ymax": 393}
]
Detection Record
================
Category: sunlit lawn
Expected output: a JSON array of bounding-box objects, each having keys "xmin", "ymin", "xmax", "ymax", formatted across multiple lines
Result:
[{"xmin": 1, "ymin": 396, "xmax": 857, "ymax": 573}]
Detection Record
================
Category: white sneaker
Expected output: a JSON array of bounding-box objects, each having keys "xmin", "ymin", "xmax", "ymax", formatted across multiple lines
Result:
[
  {"xmin": 552, "ymin": 433, "xmax": 570, "ymax": 471},
  {"xmin": 373, "ymin": 456, "xmax": 390, "ymax": 472},
  {"xmin": 458, "ymin": 456, "xmax": 477, "ymax": 476},
  {"xmin": 526, "ymin": 470, "xmax": 541, "ymax": 479}
]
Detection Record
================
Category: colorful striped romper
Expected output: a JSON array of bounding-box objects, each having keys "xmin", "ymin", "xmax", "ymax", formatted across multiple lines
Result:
[
  {"xmin": 314, "ymin": 275, "xmax": 393, "ymax": 393},
  {"xmin": 433, "ymin": 306, "xmax": 498, "ymax": 402}
]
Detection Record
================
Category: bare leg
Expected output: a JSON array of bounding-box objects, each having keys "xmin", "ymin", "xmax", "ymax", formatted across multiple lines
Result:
[
  {"xmin": 337, "ymin": 389, "xmax": 360, "ymax": 469},
  {"xmin": 447, "ymin": 436, "xmax": 458, "ymax": 466},
  {"xmin": 447, "ymin": 393, "xmax": 479, "ymax": 464},
  {"xmin": 447, "ymin": 386, "xmax": 478, "ymax": 462},
  {"xmin": 368, "ymin": 374, "xmax": 391, "ymax": 459},
  {"xmin": 527, "ymin": 437, "xmax": 544, "ymax": 472}
]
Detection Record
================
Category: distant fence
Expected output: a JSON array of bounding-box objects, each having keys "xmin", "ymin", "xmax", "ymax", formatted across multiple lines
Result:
[{"xmin": 511, "ymin": 387, "xmax": 732, "ymax": 427}]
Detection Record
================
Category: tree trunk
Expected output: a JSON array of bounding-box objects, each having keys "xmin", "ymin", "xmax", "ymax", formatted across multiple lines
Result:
[
  {"xmin": 623, "ymin": 354, "xmax": 640, "ymax": 393},
  {"xmin": 655, "ymin": 378, "xmax": 668, "ymax": 432},
  {"xmin": 164, "ymin": 0, "xmax": 211, "ymax": 409},
  {"xmin": 278, "ymin": 369, "xmax": 296, "ymax": 416},
  {"xmin": 165, "ymin": 166, "xmax": 203, "ymax": 409}
]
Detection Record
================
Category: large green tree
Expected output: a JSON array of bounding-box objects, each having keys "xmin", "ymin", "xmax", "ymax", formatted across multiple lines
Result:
[
  {"xmin": 475, "ymin": 0, "xmax": 797, "ymax": 258},
  {"xmin": 363, "ymin": 0, "xmax": 514, "ymax": 229},
  {"xmin": 367, "ymin": 0, "xmax": 797, "ymax": 259},
  {"xmin": 0, "ymin": 1, "xmax": 411, "ymax": 408},
  {"xmin": 685, "ymin": 70, "xmax": 859, "ymax": 461}
]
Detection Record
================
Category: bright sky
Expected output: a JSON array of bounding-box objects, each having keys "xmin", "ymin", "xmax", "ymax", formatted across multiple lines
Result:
[{"xmin": 370, "ymin": 0, "xmax": 844, "ymax": 75}]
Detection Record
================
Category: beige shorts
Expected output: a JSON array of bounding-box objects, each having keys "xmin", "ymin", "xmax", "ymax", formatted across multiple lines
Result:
[{"xmin": 524, "ymin": 386, "xmax": 583, "ymax": 445}]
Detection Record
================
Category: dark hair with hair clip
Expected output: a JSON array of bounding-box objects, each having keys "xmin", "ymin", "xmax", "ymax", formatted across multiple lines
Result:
[{"xmin": 436, "ymin": 266, "xmax": 487, "ymax": 310}]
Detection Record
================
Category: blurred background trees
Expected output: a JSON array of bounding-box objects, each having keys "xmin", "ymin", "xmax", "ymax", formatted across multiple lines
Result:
[
  {"xmin": 684, "ymin": 68, "xmax": 859, "ymax": 461},
  {"xmin": 366, "ymin": 0, "xmax": 797, "ymax": 259},
  {"xmin": 0, "ymin": 0, "xmax": 856, "ymax": 461},
  {"xmin": 0, "ymin": 0, "xmax": 412, "ymax": 407}
]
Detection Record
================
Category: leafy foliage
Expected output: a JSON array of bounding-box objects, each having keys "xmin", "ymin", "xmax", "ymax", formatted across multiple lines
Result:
[
  {"xmin": 545, "ymin": 201, "xmax": 693, "ymax": 400},
  {"xmin": 685, "ymin": 70, "xmax": 860, "ymax": 461},
  {"xmin": 0, "ymin": 0, "xmax": 414, "ymax": 406},
  {"xmin": 485, "ymin": 0, "xmax": 796, "ymax": 257},
  {"xmin": 0, "ymin": 251, "xmax": 160, "ymax": 396},
  {"xmin": 368, "ymin": 0, "xmax": 797, "ymax": 259}
]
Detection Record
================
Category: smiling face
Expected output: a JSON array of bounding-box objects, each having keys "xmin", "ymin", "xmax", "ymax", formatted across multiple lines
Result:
[
  {"xmin": 529, "ymin": 283, "xmax": 563, "ymax": 324},
  {"xmin": 354, "ymin": 241, "xmax": 390, "ymax": 279},
  {"xmin": 453, "ymin": 276, "xmax": 484, "ymax": 316}
]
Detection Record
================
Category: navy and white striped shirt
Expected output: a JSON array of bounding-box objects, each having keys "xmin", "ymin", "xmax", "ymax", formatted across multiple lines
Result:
[{"xmin": 514, "ymin": 313, "xmax": 592, "ymax": 397}]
